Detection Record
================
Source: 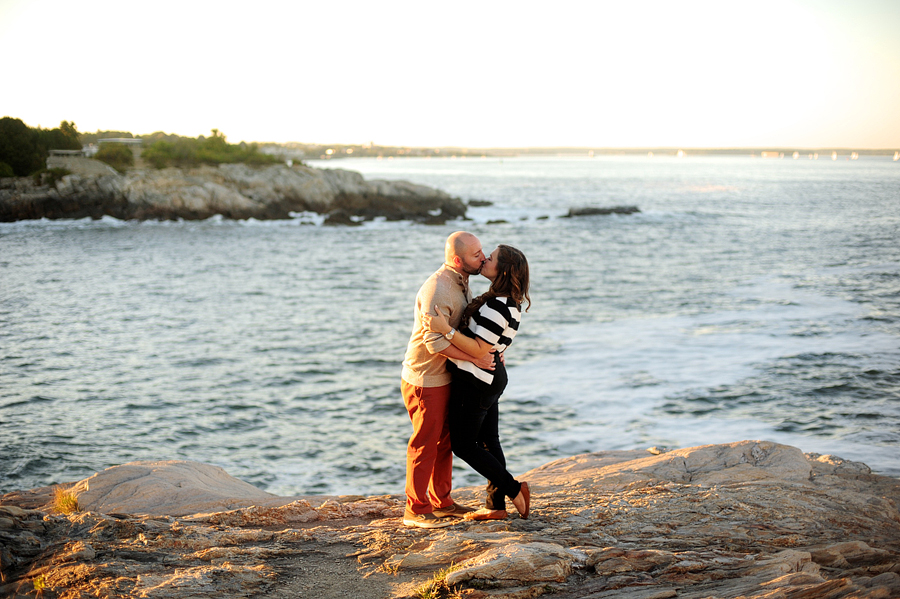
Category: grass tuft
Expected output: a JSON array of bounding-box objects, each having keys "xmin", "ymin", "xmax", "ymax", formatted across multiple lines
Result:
[
  {"xmin": 414, "ymin": 562, "xmax": 464, "ymax": 599},
  {"xmin": 34, "ymin": 574, "xmax": 46, "ymax": 597},
  {"xmin": 52, "ymin": 486, "xmax": 79, "ymax": 514}
]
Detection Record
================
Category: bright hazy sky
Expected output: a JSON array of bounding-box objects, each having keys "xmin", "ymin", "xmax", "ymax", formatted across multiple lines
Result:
[{"xmin": 2, "ymin": 0, "xmax": 898, "ymax": 148}]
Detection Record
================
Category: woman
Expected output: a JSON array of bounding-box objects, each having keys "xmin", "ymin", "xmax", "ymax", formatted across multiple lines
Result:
[{"xmin": 422, "ymin": 244, "xmax": 531, "ymax": 520}]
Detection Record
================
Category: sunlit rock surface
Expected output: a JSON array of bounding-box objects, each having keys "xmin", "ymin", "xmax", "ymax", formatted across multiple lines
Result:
[
  {"xmin": 0, "ymin": 163, "xmax": 466, "ymax": 223},
  {"xmin": 69, "ymin": 461, "xmax": 288, "ymax": 517},
  {"xmin": 1, "ymin": 441, "xmax": 898, "ymax": 598}
]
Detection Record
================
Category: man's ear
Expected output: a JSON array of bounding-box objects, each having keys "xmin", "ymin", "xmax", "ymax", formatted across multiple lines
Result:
[{"xmin": 451, "ymin": 255, "xmax": 461, "ymax": 268}]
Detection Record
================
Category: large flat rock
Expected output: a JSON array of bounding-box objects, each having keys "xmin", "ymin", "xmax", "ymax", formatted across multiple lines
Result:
[{"xmin": 69, "ymin": 460, "xmax": 295, "ymax": 516}]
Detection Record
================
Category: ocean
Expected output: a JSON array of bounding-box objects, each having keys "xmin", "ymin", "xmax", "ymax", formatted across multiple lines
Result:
[{"xmin": 1, "ymin": 154, "xmax": 898, "ymax": 496}]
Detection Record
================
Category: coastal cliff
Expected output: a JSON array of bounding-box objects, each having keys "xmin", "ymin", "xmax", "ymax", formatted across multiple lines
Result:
[
  {"xmin": 0, "ymin": 163, "xmax": 467, "ymax": 224},
  {"xmin": 1, "ymin": 441, "xmax": 898, "ymax": 598}
]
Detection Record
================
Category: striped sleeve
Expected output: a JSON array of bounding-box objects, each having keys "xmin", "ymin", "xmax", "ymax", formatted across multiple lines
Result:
[{"xmin": 468, "ymin": 297, "xmax": 520, "ymax": 350}]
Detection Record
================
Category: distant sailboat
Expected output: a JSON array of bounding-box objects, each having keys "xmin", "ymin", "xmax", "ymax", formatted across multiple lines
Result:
[
  {"xmin": 832, "ymin": 152, "xmax": 838, "ymax": 161},
  {"xmin": 851, "ymin": 152, "xmax": 859, "ymax": 160},
  {"xmin": 894, "ymin": 152, "xmax": 899, "ymax": 161},
  {"xmin": 793, "ymin": 152, "xmax": 800, "ymax": 159}
]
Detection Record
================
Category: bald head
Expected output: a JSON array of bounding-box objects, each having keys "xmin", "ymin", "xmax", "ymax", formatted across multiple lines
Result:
[
  {"xmin": 445, "ymin": 231, "xmax": 485, "ymax": 276},
  {"xmin": 445, "ymin": 231, "xmax": 476, "ymax": 263}
]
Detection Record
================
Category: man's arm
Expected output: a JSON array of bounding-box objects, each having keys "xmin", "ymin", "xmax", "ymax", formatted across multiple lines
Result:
[{"xmin": 419, "ymin": 277, "xmax": 454, "ymax": 355}]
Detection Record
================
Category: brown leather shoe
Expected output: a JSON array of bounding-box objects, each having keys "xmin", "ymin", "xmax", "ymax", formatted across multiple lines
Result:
[
  {"xmin": 402, "ymin": 510, "xmax": 456, "ymax": 529},
  {"xmin": 433, "ymin": 502, "xmax": 476, "ymax": 518}
]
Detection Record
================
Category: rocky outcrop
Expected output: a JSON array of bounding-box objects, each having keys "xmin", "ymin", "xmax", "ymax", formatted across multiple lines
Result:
[
  {"xmin": 565, "ymin": 205, "xmax": 641, "ymax": 217},
  {"xmin": 0, "ymin": 163, "xmax": 467, "ymax": 224},
  {"xmin": 1, "ymin": 441, "xmax": 898, "ymax": 598}
]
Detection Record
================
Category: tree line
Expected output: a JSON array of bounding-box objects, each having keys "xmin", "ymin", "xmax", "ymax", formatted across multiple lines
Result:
[
  {"xmin": 142, "ymin": 129, "xmax": 282, "ymax": 169},
  {"xmin": 0, "ymin": 117, "xmax": 81, "ymax": 177},
  {"xmin": 0, "ymin": 117, "xmax": 282, "ymax": 177}
]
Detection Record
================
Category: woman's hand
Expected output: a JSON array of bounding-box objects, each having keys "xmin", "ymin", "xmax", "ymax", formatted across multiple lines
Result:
[{"xmin": 421, "ymin": 305, "xmax": 452, "ymax": 335}]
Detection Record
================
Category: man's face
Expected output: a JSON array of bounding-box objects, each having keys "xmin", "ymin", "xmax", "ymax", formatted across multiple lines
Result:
[{"xmin": 459, "ymin": 238, "xmax": 486, "ymax": 275}]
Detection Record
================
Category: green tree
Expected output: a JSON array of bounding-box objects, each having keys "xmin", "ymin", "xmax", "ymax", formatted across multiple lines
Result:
[
  {"xmin": 0, "ymin": 117, "xmax": 44, "ymax": 176},
  {"xmin": 37, "ymin": 120, "xmax": 82, "ymax": 152},
  {"xmin": 59, "ymin": 121, "xmax": 81, "ymax": 148}
]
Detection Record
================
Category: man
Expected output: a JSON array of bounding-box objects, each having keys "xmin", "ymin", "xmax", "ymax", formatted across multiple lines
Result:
[{"xmin": 400, "ymin": 231, "xmax": 494, "ymax": 528}]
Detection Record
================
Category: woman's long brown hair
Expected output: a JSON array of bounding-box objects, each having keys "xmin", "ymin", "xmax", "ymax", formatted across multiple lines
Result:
[{"xmin": 462, "ymin": 244, "xmax": 531, "ymax": 325}]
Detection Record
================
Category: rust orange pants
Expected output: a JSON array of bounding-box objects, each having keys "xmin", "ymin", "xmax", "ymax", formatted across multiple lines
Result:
[{"xmin": 402, "ymin": 380, "xmax": 453, "ymax": 514}]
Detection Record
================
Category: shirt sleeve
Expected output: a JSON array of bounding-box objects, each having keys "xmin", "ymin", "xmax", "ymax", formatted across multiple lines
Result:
[
  {"xmin": 467, "ymin": 298, "xmax": 510, "ymax": 347},
  {"xmin": 420, "ymin": 276, "xmax": 453, "ymax": 354}
]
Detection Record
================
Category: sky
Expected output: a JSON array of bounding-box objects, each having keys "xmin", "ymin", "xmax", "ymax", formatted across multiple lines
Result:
[{"xmin": 1, "ymin": 0, "xmax": 898, "ymax": 148}]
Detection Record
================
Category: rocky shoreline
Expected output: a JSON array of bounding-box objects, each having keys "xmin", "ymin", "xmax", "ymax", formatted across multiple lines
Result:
[
  {"xmin": 0, "ymin": 163, "xmax": 467, "ymax": 225},
  {"xmin": 1, "ymin": 440, "xmax": 898, "ymax": 598}
]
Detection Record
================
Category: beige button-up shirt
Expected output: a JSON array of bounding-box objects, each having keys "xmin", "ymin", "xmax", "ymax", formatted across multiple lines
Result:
[{"xmin": 401, "ymin": 264, "xmax": 472, "ymax": 388}]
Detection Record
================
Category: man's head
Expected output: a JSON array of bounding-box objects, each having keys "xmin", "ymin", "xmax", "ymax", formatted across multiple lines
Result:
[{"xmin": 445, "ymin": 231, "xmax": 485, "ymax": 276}]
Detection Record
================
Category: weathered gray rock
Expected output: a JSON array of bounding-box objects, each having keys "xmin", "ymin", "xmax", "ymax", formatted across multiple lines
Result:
[
  {"xmin": 1, "ymin": 441, "xmax": 898, "ymax": 599},
  {"xmin": 0, "ymin": 162, "xmax": 467, "ymax": 223}
]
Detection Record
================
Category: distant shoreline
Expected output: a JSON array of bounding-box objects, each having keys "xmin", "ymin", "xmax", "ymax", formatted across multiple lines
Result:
[{"xmin": 300, "ymin": 146, "xmax": 900, "ymax": 161}]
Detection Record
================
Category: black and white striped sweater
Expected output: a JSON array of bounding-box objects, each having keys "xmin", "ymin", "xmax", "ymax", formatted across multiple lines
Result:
[{"xmin": 450, "ymin": 296, "xmax": 521, "ymax": 385}]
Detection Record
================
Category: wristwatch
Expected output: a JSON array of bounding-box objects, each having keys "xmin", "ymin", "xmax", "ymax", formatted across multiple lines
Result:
[{"xmin": 445, "ymin": 328, "xmax": 456, "ymax": 340}]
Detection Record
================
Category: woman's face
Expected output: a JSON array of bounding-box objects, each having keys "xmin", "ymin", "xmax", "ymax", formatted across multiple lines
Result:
[{"xmin": 481, "ymin": 247, "xmax": 501, "ymax": 280}]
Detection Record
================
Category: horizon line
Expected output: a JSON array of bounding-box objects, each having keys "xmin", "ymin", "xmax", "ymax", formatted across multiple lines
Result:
[{"xmin": 267, "ymin": 143, "xmax": 899, "ymax": 152}]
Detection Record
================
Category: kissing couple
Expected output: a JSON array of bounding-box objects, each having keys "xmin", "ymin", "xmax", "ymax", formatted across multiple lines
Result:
[{"xmin": 400, "ymin": 231, "xmax": 532, "ymax": 528}]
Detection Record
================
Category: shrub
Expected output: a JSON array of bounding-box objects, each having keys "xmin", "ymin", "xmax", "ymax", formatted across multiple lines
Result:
[
  {"xmin": 0, "ymin": 161, "xmax": 14, "ymax": 177},
  {"xmin": 32, "ymin": 167, "xmax": 71, "ymax": 186},
  {"xmin": 95, "ymin": 143, "xmax": 135, "ymax": 172}
]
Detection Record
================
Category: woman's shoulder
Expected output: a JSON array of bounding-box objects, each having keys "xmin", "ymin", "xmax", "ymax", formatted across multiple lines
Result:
[
  {"xmin": 477, "ymin": 296, "xmax": 521, "ymax": 321},
  {"xmin": 483, "ymin": 296, "xmax": 521, "ymax": 311}
]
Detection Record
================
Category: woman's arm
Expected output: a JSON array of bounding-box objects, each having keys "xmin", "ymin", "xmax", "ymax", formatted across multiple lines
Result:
[{"xmin": 422, "ymin": 305, "xmax": 495, "ymax": 359}]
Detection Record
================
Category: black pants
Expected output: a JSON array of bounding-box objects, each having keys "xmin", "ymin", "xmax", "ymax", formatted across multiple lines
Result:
[{"xmin": 449, "ymin": 358, "xmax": 521, "ymax": 510}]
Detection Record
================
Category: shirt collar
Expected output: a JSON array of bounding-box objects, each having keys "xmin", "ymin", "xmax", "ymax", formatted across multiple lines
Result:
[{"xmin": 440, "ymin": 263, "xmax": 469, "ymax": 296}]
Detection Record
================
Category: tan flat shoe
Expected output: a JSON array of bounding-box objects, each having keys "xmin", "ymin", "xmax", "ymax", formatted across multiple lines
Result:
[
  {"xmin": 464, "ymin": 508, "xmax": 508, "ymax": 521},
  {"xmin": 512, "ymin": 482, "xmax": 530, "ymax": 519}
]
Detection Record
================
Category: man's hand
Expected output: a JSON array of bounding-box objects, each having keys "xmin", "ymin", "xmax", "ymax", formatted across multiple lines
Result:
[
  {"xmin": 473, "ymin": 352, "xmax": 495, "ymax": 370},
  {"xmin": 438, "ymin": 345, "xmax": 495, "ymax": 370}
]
